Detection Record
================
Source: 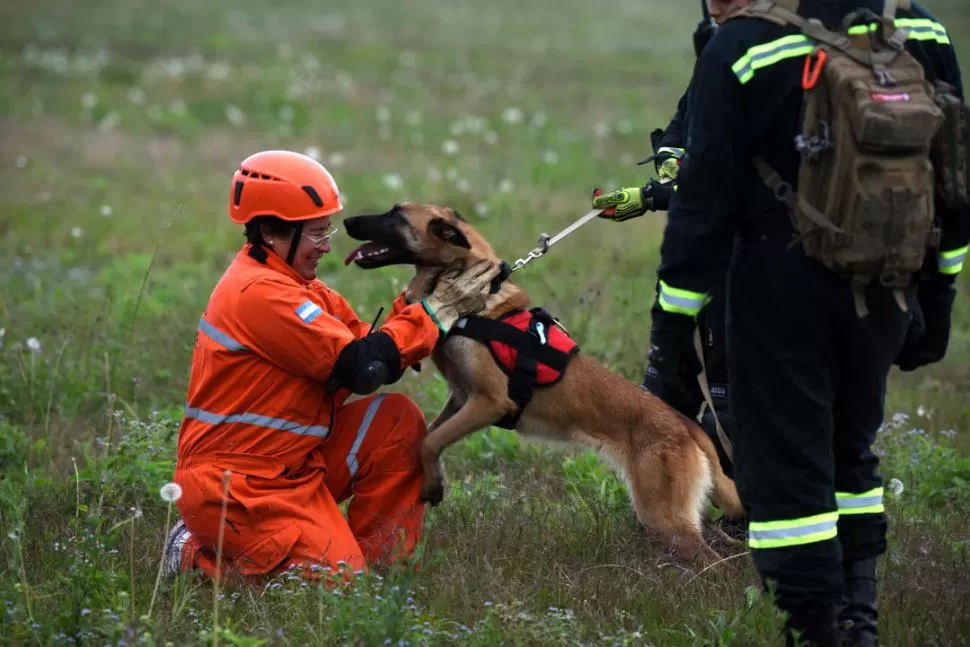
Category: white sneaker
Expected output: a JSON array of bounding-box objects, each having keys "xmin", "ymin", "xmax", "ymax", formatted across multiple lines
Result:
[{"xmin": 162, "ymin": 519, "xmax": 191, "ymax": 581}]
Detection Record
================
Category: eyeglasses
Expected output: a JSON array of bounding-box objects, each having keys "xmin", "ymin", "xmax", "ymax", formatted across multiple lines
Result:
[{"xmin": 301, "ymin": 223, "xmax": 339, "ymax": 247}]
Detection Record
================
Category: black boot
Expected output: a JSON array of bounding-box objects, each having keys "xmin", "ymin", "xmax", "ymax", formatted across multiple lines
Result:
[
  {"xmin": 783, "ymin": 601, "xmax": 840, "ymax": 647},
  {"xmin": 838, "ymin": 557, "xmax": 879, "ymax": 646}
]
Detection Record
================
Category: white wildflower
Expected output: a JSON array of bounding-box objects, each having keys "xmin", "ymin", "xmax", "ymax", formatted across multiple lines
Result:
[
  {"xmin": 474, "ymin": 202, "xmax": 489, "ymax": 217},
  {"xmin": 888, "ymin": 478, "xmax": 904, "ymax": 497},
  {"xmin": 100, "ymin": 204, "xmax": 112, "ymax": 217},
  {"xmin": 26, "ymin": 337, "xmax": 41, "ymax": 352},
  {"xmin": 503, "ymin": 107, "xmax": 523, "ymax": 124},
  {"xmin": 81, "ymin": 92, "xmax": 98, "ymax": 110},
  {"xmin": 498, "ymin": 178, "xmax": 515, "ymax": 193},
  {"xmin": 159, "ymin": 482, "xmax": 183, "ymax": 502},
  {"xmin": 916, "ymin": 404, "xmax": 930, "ymax": 418},
  {"xmin": 225, "ymin": 104, "xmax": 245, "ymax": 126},
  {"xmin": 327, "ymin": 152, "xmax": 345, "ymax": 168},
  {"xmin": 304, "ymin": 145, "xmax": 321, "ymax": 161},
  {"xmin": 127, "ymin": 87, "xmax": 146, "ymax": 105},
  {"xmin": 207, "ymin": 62, "xmax": 230, "ymax": 80},
  {"xmin": 441, "ymin": 139, "xmax": 460, "ymax": 156},
  {"xmin": 456, "ymin": 178, "xmax": 470, "ymax": 193},
  {"xmin": 542, "ymin": 150, "xmax": 560, "ymax": 165},
  {"xmin": 15, "ymin": 155, "xmax": 28, "ymax": 169},
  {"xmin": 382, "ymin": 174, "xmax": 404, "ymax": 190},
  {"xmin": 593, "ymin": 122, "xmax": 610, "ymax": 139},
  {"xmin": 71, "ymin": 227, "xmax": 82, "ymax": 238},
  {"xmin": 98, "ymin": 111, "xmax": 120, "ymax": 132}
]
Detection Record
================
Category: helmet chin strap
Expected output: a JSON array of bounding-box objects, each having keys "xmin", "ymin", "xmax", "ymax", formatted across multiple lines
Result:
[{"xmin": 286, "ymin": 221, "xmax": 305, "ymax": 267}]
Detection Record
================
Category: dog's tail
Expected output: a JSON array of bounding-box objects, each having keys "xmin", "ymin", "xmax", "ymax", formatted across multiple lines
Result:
[{"xmin": 685, "ymin": 421, "xmax": 744, "ymax": 519}]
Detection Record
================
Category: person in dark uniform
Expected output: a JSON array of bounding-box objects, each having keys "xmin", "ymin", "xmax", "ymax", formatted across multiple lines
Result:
[{"xmin": 599, "ymin": 1, "xmax": 967, "ymax": 645}]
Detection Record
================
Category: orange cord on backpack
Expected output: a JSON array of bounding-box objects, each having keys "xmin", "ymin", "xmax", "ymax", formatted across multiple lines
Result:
[{"xmin": 802, "ymin": 49, "xmax": 828, "ymax": 90}]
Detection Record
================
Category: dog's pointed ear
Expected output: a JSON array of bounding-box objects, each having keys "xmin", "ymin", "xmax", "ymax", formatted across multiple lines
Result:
[{"xmin": 428, "ymin": 218, "xmax": 472, "ymax": 249}]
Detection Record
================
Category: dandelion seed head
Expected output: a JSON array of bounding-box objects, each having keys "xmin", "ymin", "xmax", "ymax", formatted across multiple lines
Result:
[
  {"xmin": 889, "ymin": 478, "xmax": 904, "ymax": 496},
  {"xmin": 26, "ymin": 337, "xmax": 41, "ymax": 352},
  {"xmin": 159, "ymin": 482, "xmax": 183, "ymax": 502}
]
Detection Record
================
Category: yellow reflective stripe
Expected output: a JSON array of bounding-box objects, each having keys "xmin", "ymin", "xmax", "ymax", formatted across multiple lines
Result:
[
  {"xmin": 939, "ymin": 245, "xmax": 968, "ymax": 275},
  {"xmin": 748, "ymin": 511, "xmax": 839, "ymax": 549},
  {"xmin": 658, "ymin": 281, "xmax": 708, "ymax": 317},
  {"xmin": 733, "ymin": 19, "xmax": 951, "ymax": 85},
  {"xmin": 836, "ymin": 487, "xmax": 885, "ymax": 515},
  {"xmin": 848, "ymin": 19, "xmax": 951, "ymax": 45},
  {"xmin": 732, "ymin": 34, "xmax": 816, "ymax": 85}
]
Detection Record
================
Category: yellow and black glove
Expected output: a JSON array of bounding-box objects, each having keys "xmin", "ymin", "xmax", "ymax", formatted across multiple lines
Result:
[{"xmin": 592, "ymin": 180, "xmax": 674, "ymax": 222}]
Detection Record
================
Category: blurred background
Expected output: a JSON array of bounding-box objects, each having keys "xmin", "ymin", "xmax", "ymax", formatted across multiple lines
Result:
[{"xmin": 1, "ymin": 0, "xmax": 968, "ymax": 644}]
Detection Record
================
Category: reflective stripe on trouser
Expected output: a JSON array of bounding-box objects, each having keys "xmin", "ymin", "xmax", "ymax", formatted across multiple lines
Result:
[
  {"xmin": 658, "ymin": 280, "xmax": 708, "ymax": 317},
  {"xmin": 345, "ymin": 394, "xmax": 385, "ymax": 482},
  {"xmin": 939, "ymin": 245, "xmax": 968, "ymax": 276},
  {"xmin": 836, "ymin": 487, "xmax": 884, "ymax": 516},
  {"xmin": 748, "ymin": 511, "xmax": 839, "ymax": 550}
]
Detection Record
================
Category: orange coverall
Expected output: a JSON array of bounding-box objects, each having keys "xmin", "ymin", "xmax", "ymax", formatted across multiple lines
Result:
[{"xmin": 173, "ymin": 243, "xmax": 440, "ymax": 579}]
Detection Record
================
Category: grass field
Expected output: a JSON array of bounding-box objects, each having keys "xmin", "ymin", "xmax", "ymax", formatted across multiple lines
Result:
[{"xmin": 2, "ymin": 0, "xmax": 970, "ymax": 644}]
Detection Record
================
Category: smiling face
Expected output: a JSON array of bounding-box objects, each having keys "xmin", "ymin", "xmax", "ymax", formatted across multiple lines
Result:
[{"xmin": 261, "ymin": 216, "xmax": 335, "ymax": 280}]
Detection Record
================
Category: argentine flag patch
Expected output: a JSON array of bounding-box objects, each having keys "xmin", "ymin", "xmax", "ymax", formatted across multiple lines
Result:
[{"xmin": 295, "ymin": 300, "xmax": 323, "ymax": 324}]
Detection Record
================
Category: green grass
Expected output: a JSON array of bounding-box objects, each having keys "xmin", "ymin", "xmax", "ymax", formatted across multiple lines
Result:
[{"xmin": 2, "ymin": 0, "xmax": 970, "ymax": 644}]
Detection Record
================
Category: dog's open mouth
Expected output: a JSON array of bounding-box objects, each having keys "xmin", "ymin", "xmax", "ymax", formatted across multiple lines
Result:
[{"xmin": 343, "ymin": 242, "xmax": 408, "ymax": 269}]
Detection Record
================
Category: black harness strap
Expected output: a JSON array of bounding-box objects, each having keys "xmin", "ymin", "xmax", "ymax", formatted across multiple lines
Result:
[{"xmin": 449, "ymin": 307, "xmax": 578, "ymax": 430}]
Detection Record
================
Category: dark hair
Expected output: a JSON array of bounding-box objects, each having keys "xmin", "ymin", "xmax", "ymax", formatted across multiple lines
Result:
[{"xmin": 244, "ymin": 215, "xmax": 297, "ymax": 263}]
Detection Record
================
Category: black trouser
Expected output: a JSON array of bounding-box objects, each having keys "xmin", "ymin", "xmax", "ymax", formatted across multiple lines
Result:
[
  {"xmin": 697, "ymin": 283, "xmax": 735, "ymax": 479},
  {"xmin": 726, "ymin": 222, "xmax": 911, "ymax": 638}
]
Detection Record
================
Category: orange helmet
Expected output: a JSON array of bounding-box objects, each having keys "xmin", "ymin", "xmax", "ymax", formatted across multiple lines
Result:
[{"xmin": 228, "ymin": 150, "xmax": 343, "ymax": 225}]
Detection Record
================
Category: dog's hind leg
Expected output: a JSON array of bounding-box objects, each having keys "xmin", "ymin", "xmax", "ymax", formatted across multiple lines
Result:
[
  {"xmin": 419, "ymin": 394, "xmax": 515, "ymax": 505},
  {"xmin": 624, "ymin": 444, "xmax": 720, "ymax": 565}
]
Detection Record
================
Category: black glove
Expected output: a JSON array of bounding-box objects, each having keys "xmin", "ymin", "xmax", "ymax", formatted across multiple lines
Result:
[
  {"xmin": 642, "ymin": 309, "xmax": 703, "ymax": 418},
  {"xmin": 894, "ymin": 281, "xmax": 956, "ymax": 372}
]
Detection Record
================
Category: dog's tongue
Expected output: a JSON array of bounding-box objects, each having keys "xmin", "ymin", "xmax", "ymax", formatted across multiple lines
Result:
[{"xmin": 344, "ymin": 245, "xmax": 365, "ymax": 266}]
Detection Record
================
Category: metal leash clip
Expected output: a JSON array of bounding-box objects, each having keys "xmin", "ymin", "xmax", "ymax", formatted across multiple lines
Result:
[{"xmin": 509, "ymin": 209, "xmax": 603, "ymax": 273}]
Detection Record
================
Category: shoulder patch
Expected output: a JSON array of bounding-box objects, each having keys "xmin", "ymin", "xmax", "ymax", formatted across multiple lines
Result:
[{"xmin": 295, "ymin": 300, "xmax": 324, "ymax": 324}]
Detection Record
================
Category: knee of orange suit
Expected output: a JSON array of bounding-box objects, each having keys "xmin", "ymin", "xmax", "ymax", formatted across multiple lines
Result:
[{"xmin": 379, "ymin": 392, "xmax": 428, "ymax": 449}]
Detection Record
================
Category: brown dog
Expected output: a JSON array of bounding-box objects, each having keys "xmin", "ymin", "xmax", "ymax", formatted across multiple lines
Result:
[{"xmin": 342, "ymin": 202, "xmax": 745, "ymax": 563}]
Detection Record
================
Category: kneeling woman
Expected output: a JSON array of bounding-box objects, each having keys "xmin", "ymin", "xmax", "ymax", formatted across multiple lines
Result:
[{"xmin": 164, "ymin": 150, "xmax": 498, "ymax": 581}]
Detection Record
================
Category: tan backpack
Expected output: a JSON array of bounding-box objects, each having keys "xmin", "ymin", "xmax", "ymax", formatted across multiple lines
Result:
[{"xmin": 730, "ymin": 0, "xmax": 948, "ymax": 317}]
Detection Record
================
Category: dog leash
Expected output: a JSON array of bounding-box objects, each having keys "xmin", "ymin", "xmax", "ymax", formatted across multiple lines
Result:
[
  {"xmin": 693, "ymin": 327, "xmax": 734, "ymax": 463},
  {"xmin": 510, "ymin": 208, "xmax": 605, "ymax": 272}
]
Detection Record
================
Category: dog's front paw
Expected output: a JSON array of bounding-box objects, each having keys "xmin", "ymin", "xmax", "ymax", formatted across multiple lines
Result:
[{"xmin": 420, "ymin": 477, "xmax": 445, "ymax": 506}]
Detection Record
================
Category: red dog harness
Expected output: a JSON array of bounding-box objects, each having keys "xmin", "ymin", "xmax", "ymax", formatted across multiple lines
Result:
[{"xmin": 449, "ymin": 307, "xmax": 580, "ymax": 429}]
